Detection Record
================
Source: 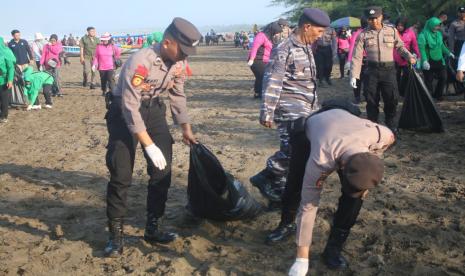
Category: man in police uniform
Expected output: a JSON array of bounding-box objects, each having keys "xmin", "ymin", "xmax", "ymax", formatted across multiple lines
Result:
[
  {"xmin": 103, "ymin": 17, "xmax": 201, "ymax": 257},
  {"xmin": 315, "ymin": 27, "xmax": 337, "ymax": 85},
  {"xmin": 351, "ymin": 6, "xmax": 416, "ymax": 130},
  {"xmin": 448, "ymin": 6, "xmax": 465, "ymax": 94}
]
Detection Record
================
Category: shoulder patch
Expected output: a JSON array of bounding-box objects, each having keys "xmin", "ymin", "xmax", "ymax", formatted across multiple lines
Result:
[{"xmin": 131, "ymin": 65, "xmax": 148, "ymax": 87}]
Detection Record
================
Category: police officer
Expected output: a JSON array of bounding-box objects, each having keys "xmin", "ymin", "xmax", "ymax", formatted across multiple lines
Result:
[
  {"xmin": 315, "ymin": 26, "xmax": 337, "ymax": 85},
  {"xmin": 448, "ymin": 6, "xmax": 465, "ymax": 94},
  {"xmin": 351, "ymin": 6, "xmax": 416, "ymax": 130},
  {"xmin": 288, "ymin": 109, "xmax": 395, "ymax": 275},
  {"xmin": 103, "ymin": 17, "xmax": 201, "ymax": 257},
  {"xmin": 250, "ymin": 7, "xmax": 329, "ymax": 215}
]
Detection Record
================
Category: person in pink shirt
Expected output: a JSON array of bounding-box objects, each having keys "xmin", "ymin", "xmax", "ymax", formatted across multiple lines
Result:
[
  {"xmin": 347, "ymin": 17, "xmax": 368, "ymax": 103},
  {"xmin": 40, "ymin": 34, "xmax": 67, "ymax": 96},
  {"xmin": 247, "ymin": 22, "xmax": 283, "ymax": 98},
  {"xmin": 337, "ymin": 27, "xmax": 350, "ymax": 78},
  {"xmin": 92, "ymin": 32, "xmax": 121, "ymax": 96},
  {"xmin": 394, "ymin": 17, "xmax": 420, "ymax": 96}
]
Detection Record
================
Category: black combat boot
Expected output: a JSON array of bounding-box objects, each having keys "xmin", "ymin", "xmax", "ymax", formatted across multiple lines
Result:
[
  {"xmin": 250, "ymin": 169, "xmax": 275, "ymax": 199},
  {"xmin": 144, "ymin": 213, "xmax": 178, "ymax": 244},
  {"xmin": 104, "ymin": 218, "xmax": 124, "ymax": 258},
  {"xmin": 322, "ymin": 228, "xmax": 350, "ymax": 269},
  {"xmin": 266, "ymin": 222, "xmax": 296, "ymax": 244}
]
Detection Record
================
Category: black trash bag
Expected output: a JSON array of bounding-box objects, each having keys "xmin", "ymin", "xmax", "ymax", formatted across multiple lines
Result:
[
  {"xmin": 187, "ymin": 143, "xmax": 263, "ymax": 221},
  {"xmin": 9, "ymin": 65, "xmax": 28, "ymax": 107},
  {"xmin": 398, "ymin": 68, "xmax": 444, "ymax": 133}
]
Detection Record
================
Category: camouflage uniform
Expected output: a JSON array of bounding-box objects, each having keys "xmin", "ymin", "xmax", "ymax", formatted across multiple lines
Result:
[{"xmin": 260, "ymin": 33, "xmax": 320, "ymax": 195}]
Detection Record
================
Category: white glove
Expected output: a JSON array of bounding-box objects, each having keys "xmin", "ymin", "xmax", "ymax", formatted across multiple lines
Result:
[
  {"xmin": 423, "ymin": 61, "xmax": 430, "ymax": 70},
  {"xmin": 288, "ymin": 258, "xmax": 309, "ymax": 276},
  {"xmin": 145, "ymin": 144, "xmax": 166, "ymax": 170},
  {"xmin": 350, "ymin": 77, "xmax": 357, "ymax": 89},
  {"xmin": 344, "ymin": 62, "xmax": 351, "ymax": 72},
  {"xmin": 91, "ymin": 65, "xmax": 97, "ymax": 72},
  {"xmin": 247, "ymin": 59, "xmax": 254, "ymax": 66},
  {"xmin": 450, "ymin": 53, "xmax": 455, "ymax": 59}
]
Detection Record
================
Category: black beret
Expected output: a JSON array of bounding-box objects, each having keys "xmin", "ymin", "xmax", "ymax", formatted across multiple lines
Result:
[
  {"xmin": 300, "ymin": 8, "xmax": 330, "ymax": 27},
  {"xmin": 342, "ymin": 152, "xmax": 384, "ymax": 198},
  {"xmin": 166, "ymin": 17, "xmax": 201, "ymax": 56},
  {"xmin": 365, "ymin": 6, "xmax": 383, "ymax": 19}
]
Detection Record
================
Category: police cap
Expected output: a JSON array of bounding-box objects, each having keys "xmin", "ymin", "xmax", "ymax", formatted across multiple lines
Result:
[
  {"xmin": 165, "ymin": 17, "xmax": 201, "ymax": 56},
  {"xmin": 365, "ymin": 6, "xmax": 383, "ymax": 19}
]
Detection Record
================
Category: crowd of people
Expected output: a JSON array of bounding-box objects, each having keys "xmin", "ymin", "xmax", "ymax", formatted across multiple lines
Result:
[
  {"xmin": 244, "ymin": 5, "xmax": 465, "ymax": 276},
  {"xmin": 1, "ymin": 5, "xmax": 465, "ymax": 276}
]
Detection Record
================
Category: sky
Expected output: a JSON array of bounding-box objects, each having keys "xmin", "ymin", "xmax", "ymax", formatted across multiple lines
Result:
[{"xmin": 0, "ymin": 0, "xmax": 288, "ymax": 39}]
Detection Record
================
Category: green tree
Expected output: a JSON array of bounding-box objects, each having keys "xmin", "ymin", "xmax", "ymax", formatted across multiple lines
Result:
[{"xmin": 271, "ymin": 0, "xmax": 463, "ymax": 26}]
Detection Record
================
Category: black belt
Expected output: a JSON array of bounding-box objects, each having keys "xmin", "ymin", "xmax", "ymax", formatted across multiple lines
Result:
[{"xmin": 367, "ymin": 61, "xmax": 395, "ymax": 68}]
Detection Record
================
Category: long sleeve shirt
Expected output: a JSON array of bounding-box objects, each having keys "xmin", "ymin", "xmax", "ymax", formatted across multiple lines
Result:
[
  {"xmin": 394, "ymin": 28, "xmax": 420, "ymax": 67},
  {"xmin": 351, "ymin": 24, "xmax": 414, "ymax": 79},
  {"xmin": 248, "ymin": 32, "xmax": 273, "ymax": 63},
  {"xmin": 448, "ymin": 19, "xmax": 465, "ymax": 51},
  {"xmin": 113, "ymin": 45, "xmax": 189, "ymax": 134},
  {"xmin": 40, "ymin": 43, "xmax": 64, "ymax": 68},
  {"xmin": 260, "ymin": 34, "xmax": 318, "ymax": 122},
  {"xmin": 0, "ymin": 56, "xmax": 15, "ymax": 86},
  {"xmin": 295, "ymin": 109, "xmax": 394, "ymax": 246},
  {"xmin": 93, "ymin": 44, "xmax": 121, "ymax": 71}
]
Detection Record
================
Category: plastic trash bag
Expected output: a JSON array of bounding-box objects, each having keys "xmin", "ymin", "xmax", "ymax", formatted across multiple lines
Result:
[
  {"xmin": 187, "ymin": 143, "xmax": 263, "ymax": 221},
  {"xmin": 398, "ymin": 68, "xmax": 444, "ymax": 133}
]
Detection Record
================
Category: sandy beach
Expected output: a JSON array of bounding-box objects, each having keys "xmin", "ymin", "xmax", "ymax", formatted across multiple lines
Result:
[{"xmin": 0, "ymin": 44, "xmax": 464, "ymax": 276}]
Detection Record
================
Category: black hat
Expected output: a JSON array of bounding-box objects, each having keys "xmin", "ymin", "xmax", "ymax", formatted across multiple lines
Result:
[
  {"xmin": 458, "ymin": 7, "xmax": 465, "ymax": 13},
  {"xmin": 299, "ymin": 8, "xmax": 330, "ymax": 27},
  {"xmin": 342, "ymin": 152, "xmax": 384, "ymax": 198},
  {"xmin": 365, "ymin": 6, "xmax": 383, "ymax": 19},
  {"xmin": 277, "ymin": 18, "xmax": 290, "ymax": 27},
  {"xmin": 165, "ymin": 17, "xmax": 201, "ymax": 56}
]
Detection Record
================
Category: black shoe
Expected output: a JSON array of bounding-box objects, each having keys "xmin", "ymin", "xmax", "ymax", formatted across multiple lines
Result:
[
  {"xmin": 90, "ymin": 84, "xmax": 96, "ymax": 90},
  {"xmin": 353, "ymin": 96, "xmax": 361, "ymax": 104},
  {"xmin": 322, "ymin": 228, "xmax": 350, "ymax": 269},
  {"xmin": 318, "ymin": 79, "xmax": 324, "ymax": 86},
  {"xmin": 266, "ymin": 222, "xmax": 296, "ymax": 244},
  {"xmin": 104, "ymin": 218, "xmax": 124, "ymax": 258},
  {"xmin": 250, "ymin": 170, "xmax": 281, "ymax": 202},
  {"xmin": 144, "ymin": 214, "xmax": 177, "ymax": 244},
  {"xmin": 82, "ymin": 81, "xmax": 87, "ymax": 87},
  {"xmin": 326, "ymin": 79, "xmax": 333, "ymax": 86}
]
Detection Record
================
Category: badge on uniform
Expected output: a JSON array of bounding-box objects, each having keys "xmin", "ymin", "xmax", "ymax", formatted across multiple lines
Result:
[{"xmin": 131, "ymin": 65, "xmax": 149, "ymax": 87}]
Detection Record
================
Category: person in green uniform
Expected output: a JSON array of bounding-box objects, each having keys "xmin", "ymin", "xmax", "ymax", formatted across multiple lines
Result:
[
  {"xmin": 0, "ymin": 36, "xmax": 16, "ymax": 123},
  {"xmin": 22, "ymin": 66, "xmax": 55, "ymax": 110}
]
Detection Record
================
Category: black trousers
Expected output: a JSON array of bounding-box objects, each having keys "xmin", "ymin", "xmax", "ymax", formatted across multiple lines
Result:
[
  {"xmin": 250, "ymin": 60, "xmax": 266, "ymax": 97},
  {"xmin": 338, "ymin": 52, "xmax": 348, "ymax": 78},
  {"xmin": 423, "ymin": 60, "xmax": 447, "ymax": 99},
  {"xmin": 395, "ymin": 65, "xmax": 409, "ymax": 97},
  {"xmin": 0, "ymin": 84, "xmax": 10, "ymax": 119},
  {"xmin": 99, "ymin": 70, "xmax": 115, "ymax": 93},
  {"xmin": 33, "ymin": 84, "xmax": 53, "ymax": 105},
  {"xmin": 316, "ymin": 46, "xmax": 333, "ymax": 81},
  {"xmin": 279, "ymin": 129, "xmax": 363, "ymax": 230},
  {"xmin": 105, "ymin": 97, "xmax": 174, "ymax": 219},
  {"xmin": 280, "ymin": 130, "xmax": 310, "ymax": 225},
  {"xmin": 363, "ymin": 66, "xmax": 398, "ymax": 127}
]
